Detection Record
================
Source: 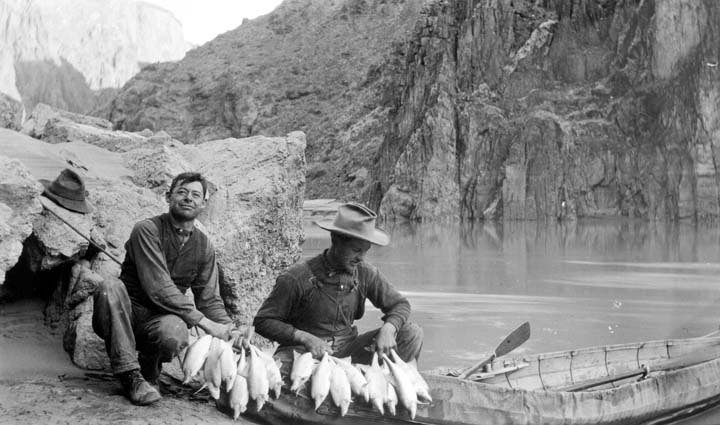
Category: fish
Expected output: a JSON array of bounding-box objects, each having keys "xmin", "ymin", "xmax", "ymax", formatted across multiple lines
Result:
[
  {"xmin": 228, "ymin": 349, "xmax": 249, "ymax": 422},
  {"xmin": 226, "ymin": 347, "xmax": 249, "ymax": 419},
  {"xmin": 182, "ymin": 334, "xmax": 212, "ymax": 384},
  {"xmin": 400, "ymin": 355, "xmax": 432, "ymax": 403},
  {"xmin": 247, "ymin": 345, "xmax": 270, "ymax": 411},
  {"xmin": 218, "ymin": 339, "xmax": 237, "ymax": 391},
  {"xmin": 310, "ymin": 352, "xmax": 332, "ymax": 410},
  {"xmin": 290, "ymin": 351, "xmax": 316, "ymax": 394},
  {"xmin": 364, "ymin": 352, "xmax": 388, "ymax": 415},
  {"xmin": 329, "ymin": 361, "xmax": 352, "ymax": 416},
  {"xmin": 382, "ymin": 353, "xmax": 418, "ymax": 419},
  {"xmin": 386, "ymin": 382, "xmax": 398, "ymax": 416},
  {"xmin": 203, "ymin": 337, "xmax": 225, "ymax": 399},
  {"xmin": 255, "ymin": 348, "xmax": 283, "ymax": 399},
  {"xmin": 332, "ymin": 356, "xmax": 369, "ymax": 402},
  {"xmin": 229, "ymin": 375, "xmax": 249, "ymax": 419},
  {"xmin": 228, "ymin": 374, "xmax": 249, "ymax": 419}
]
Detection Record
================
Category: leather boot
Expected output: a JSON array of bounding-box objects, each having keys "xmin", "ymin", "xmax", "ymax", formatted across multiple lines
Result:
[{"xmin": 117, "ymin": 369, "xmax": 161, "ymax": 405}]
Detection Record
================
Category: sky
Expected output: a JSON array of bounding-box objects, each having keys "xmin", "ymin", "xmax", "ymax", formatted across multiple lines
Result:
[{"xmin": 142, "ymin": 0, "xmax": 284, "ymax": 45}]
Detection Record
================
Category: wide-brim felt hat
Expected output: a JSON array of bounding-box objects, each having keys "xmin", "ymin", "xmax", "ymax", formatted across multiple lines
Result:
[
  {"xmin": 314, "ymin": 202, "xmax": 389, "ymax": 246},
  {"xmin": 39, "ymin": 168, "xmax": 92, "ymax": 214}
]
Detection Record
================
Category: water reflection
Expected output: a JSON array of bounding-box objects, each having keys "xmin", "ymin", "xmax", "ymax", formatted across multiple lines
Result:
[{"xmin": 301, "ymin": 219, "xmax": 720, "ymax": 371}]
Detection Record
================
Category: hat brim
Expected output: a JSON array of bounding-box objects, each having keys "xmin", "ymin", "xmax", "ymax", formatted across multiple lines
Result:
[
  {"xmin": 314, "ymin": 219, "xmax": 390, "ymax": 246},
  {"xmin": 40, "ymin": 179, "xmax": 92, "ymax": 214}
]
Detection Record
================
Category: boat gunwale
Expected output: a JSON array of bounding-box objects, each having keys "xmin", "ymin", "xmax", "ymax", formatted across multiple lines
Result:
[{"xmin": 250, "ymin": 335, "xmax": 720, "ymax": 425}]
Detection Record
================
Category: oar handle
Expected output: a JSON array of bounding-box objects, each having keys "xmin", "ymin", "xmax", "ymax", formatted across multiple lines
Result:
[
  {"xmin": 457, "ymin": 353, "xmax": 495, "ymax": 379},
  {"xmin": 456, "ymin": 322, "xmax": 531, "ymax": 380}
]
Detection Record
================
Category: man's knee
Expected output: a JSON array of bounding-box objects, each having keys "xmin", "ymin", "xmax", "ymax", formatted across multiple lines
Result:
[
  {"xmin": 396, "ymin": 322, "xmax": 424, "ymax": 361},
  {"xmin": 154, "ymin": 316, "xmax": 189, "ymax": 356},
  {"xmin": 94, "ymin": 277, "xmax": 128, "ymax": 303},
  {"xmin": 398, "ymin": 322, "xmax": 423, "ymax": 344}
]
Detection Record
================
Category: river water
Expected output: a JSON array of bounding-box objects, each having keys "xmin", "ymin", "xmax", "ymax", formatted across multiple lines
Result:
[
  {"xmin": 302, "ymin": 218, "xmax": 720, "ymax": 422},
  {"xmin": 304, "ymin": 218, "xmax": 720, "ymax": 369}
]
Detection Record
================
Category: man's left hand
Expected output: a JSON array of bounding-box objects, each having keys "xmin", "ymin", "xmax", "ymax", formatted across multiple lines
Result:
[
  {"xmin": 230, "ymin": 325, "xmax": 254, "ymax": 350},
  {"xmin": 375, "ymin": 322, "xmax": 398, "ymax": 357}
]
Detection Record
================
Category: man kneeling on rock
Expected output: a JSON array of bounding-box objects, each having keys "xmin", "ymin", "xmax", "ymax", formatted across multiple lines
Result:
[
  {"xmin": 253, "ymin": 202, "xmax": 423, "ymax": 371},
  {"xmin": 93, "ymin": 172, "xmax": 240, "ymax": 405}
]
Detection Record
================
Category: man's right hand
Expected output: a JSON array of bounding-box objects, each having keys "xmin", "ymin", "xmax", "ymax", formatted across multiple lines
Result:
[
  {"xmin": 198, "ymin": 317, "xmax": 234, "ymax": 340},
  {"xmin": 294, "ymin": 329, "xmax": 332, "ymax": 358}
]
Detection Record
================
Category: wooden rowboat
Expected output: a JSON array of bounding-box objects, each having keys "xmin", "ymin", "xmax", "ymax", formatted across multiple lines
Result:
[{"xmin": 247, "ymin": 335, "xmax": 720, "ymax": 425}]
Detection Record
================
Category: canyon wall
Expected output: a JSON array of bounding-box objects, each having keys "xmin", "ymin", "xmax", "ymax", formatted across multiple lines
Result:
[
  {"xmin": 368, "ymin": 0, "xmax": 720, "ymax": 221},
  {"xmin": 0, "ymin": 0, "xmax": 188, "ymax": 113}
]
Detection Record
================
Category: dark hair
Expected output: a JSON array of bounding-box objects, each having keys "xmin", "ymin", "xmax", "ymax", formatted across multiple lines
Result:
[{"xmin": 168, "ymin": 172, "xmax": 208, "ymax": 199}]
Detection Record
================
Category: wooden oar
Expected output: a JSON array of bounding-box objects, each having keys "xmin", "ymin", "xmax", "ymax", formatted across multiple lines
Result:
[
  {"xmin": 702, "ymin": 327, "xmax": 720, "ymax": 338},
  {"xmin": 560, "ymin": 346, "xmax": 720, "ymax": 392},
  {"xmin": 456, "ymin": 321, "xmax": 531, "ymax": 379}
]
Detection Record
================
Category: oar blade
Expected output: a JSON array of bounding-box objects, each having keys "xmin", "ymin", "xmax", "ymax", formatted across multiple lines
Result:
[
  {"xmin": 455, "ymin": 322, "xmax": 531, "ymax": 379},
  {"xmin": 494, "ymin": 321, "xmax": 530, "ymax": 357}
]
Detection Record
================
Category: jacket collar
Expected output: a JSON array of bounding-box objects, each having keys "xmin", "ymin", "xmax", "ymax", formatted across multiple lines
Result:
[{"xmin": 307, "ymin": 251, "xmax": 356, "ymax": 287}]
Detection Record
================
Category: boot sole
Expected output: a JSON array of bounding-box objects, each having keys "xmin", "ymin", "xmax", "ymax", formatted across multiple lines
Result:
[{"xmin": 132, "ymin": 392, "xmax": 162, "ymax": 406}]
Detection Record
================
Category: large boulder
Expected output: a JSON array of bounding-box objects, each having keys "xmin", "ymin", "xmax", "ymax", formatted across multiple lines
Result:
[
  {"xmin": 22, "ymin": 103, "xmax": 113, "ymax": 137},
  {"xmin": 122, "ymin": 132, "xmax": 307, "ymax": 322},
  {"xmin": 22, "ymin": 103, "xmax": 178, "ymax": 153},
  {"xmin": 1, "ymin": 117, "xmax": 305, "ymax": 369},
  {"xmin": 122, "ymin": 144, "xmax": 194, "ymax": 195},
  {"xmin": 0, "ymin": 156, "xmax": 43, "ymax": 285},
  {"xmin": 185, "ymin": 132, "xmax": 306, "ymax": 323}
]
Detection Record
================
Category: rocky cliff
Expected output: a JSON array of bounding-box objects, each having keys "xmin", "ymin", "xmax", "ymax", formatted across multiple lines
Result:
[
  {"xmin": 0, "ymin": 0, "xmax": 188, "ymax": 114},
  {"xmin": 103, "ymin": 0, "xmax": 720, "ymax": 222},
  {"xmin": 367, "ymin": 0, "xmax": 720, "ymax": 221}
]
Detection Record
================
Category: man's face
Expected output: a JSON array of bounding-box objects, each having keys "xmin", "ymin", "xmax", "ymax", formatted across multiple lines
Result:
[
  {"xmin": 332, "ymin": 236, "xmax": 371, "ymax": 271},
  {"xmin": 166, "ymin": 181, "xmax": 206, "ymax": 221}
]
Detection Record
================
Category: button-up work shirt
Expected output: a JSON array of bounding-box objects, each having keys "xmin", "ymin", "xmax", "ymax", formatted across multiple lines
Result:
[
  {"xmin": 253, "ymin": 251, "xmax": 411, "ymax": 346},
  {"xmin": 120, "ymin": 213, "xmax": 231, "ymax": 326}
]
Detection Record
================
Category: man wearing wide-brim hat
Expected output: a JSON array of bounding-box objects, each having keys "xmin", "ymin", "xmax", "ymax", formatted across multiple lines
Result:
[{"xmin": 254, "ymin": 202, "xmax": 423, "ymax": 368}]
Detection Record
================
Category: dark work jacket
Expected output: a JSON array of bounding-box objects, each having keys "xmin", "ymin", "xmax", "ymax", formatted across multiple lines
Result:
[
  {"xmin": 120, "ymin": 213, "xmax": 231, "ymax": 326},
  {"xmin": 253, "ymin": 251, "xmax": 411, "ymax": 346}
]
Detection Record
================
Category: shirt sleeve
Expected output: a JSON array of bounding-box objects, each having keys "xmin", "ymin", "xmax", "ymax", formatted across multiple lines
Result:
[
  {"xmin": 253, "ymin": 272, "xmax": 301, "ymax": 345},
  {"xmin": 127, "ymin": 221, "xmax": 204, "ymax": 326},
  {"xmin": 362, "ymin": 264, "xmax": 411, "ymax": 331},
  {"xmin": 191, "ymin": 244, "xmax": 232, "ymax": 325}
]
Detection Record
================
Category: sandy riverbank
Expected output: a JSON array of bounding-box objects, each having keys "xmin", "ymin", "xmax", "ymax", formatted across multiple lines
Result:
[{"xmin": 0, "ymin": 299, "xmax": 262, "ymax": 425}]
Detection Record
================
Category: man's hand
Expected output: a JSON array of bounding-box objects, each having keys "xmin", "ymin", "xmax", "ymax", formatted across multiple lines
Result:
[
  {"xmin": 230, "ymin": 325, "xmax": 254, "ymax": 350},
  {"xmin": 375, "ymin": 322, "xmax": 398, "ymax": 357},
  {"xmin": 294, "ymin": 329, "xmax": 332, "ymax": 359},
  {"xmin": 198, "ymin": 317, "xmax": 234, "ymax": 340}
]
